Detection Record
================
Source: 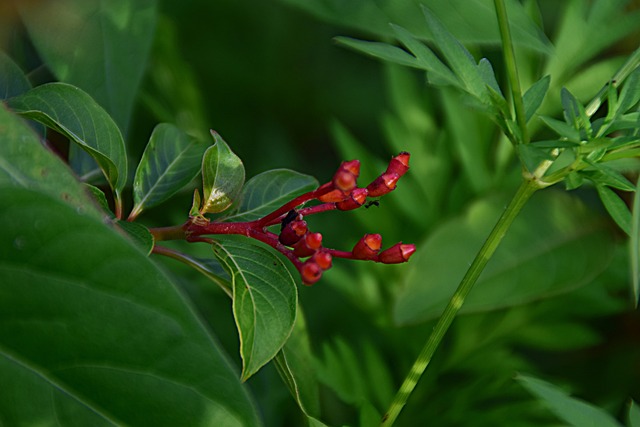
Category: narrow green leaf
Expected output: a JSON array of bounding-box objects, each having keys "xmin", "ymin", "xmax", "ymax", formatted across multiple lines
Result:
[
  {"xmin": 211, "ymin": 238, "xmax": 297, "ymax": 380},
  {"xmin": 629, "ymin": 400, "xmax": 640, "ymax": 427},
  {"xmin": 273, "ymin": 307, "xmax": 320, "ymax": 418},
  {"xmin": 630, "ymin": 176, "xmax": 640, "ymax": 308},
  {"xmin": 583, "ymin": 163, "xmax": 636, "ymax": 192},
  {"xmin": 0, "ymin": 188, "xmax": 260, "ymax": 426},
  {"xmin": 6, "ymin": 83, "xmax": 127, "ymax": 195},
  {"xmin": 517, "ymin": 144, "xmax": 555, "ymax": 174},
  {"xmin": 478, "ymin": 58, "xmax": 502, "ymax": 95},
  {"xmin": 225, "ymin": 169, "xmax": 318, "ymax": 222},
  {"xmin": 189, "ymin": 188, "xmax": 202, "ymax": 217},
  {"xmin": 395, "ymin": 191, "xmax": 615, "ymax": 323},
  {"xmin": 422, "ymin": 5, "xmax": 486, "ymax": 101},
  {"xmin": 18, "ymin": 0, "xmax": 157, "ymax": 134},
  {"xmin": 0, "ymin": 105, "xmax": 101, "ymax": 218},
  {"xmin": 115, "ymin": 220, "xmax": 154, "ymax": 255},
  {"xmin": 0, "ymin": 51, "xmax": 31, "ymax": 100},
  {"xmin": 132, "ymin": 123, "xmax": 209, "ymax": 219},
  {"xmin": 334, "ymin": 37, "xmax": 421, "ymax": 69},
  {"xmin": 523, "ymin": 75, "xmax": 550, "ymax": 122},
  {"xmin": 201, "ymin": 131, "xmax": 245, "ymax": 214},
  {"xmin": 516, "ymin": 374, "xmax": 622, "ymax": 427},
  {"xmin": 85, "ymin": 184, "xmax": 112, "ymax": 215},
  {"xmin": 617, "ymin": 67, "xmax": 640, "ymax": 115},
  {"xmin": 561, "ymin": 87, "xmax": 593, "ymax": 140},
  {"xmin": 540, "ymin": 116, "xmax": 581, "ymax": 142},
  {"xmin": 389, "ymin": 23, "xmax": 460, "ymax": 87},
  {"xmin": 596, "ymin": 184, "xmax": 632, "ymax": 235}
]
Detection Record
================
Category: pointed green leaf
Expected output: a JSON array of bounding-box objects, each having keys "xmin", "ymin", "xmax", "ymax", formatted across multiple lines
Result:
[
  {"xmin": 422, "ymin": 5, "xmax": 486, "ymax": 101},
  {"xmin": 18, "ymin": 0, "xmax": 157, "ymax": 134},
  {"xmin": 395, "ymin": 191, "xmax": 615, "ymax": 323},
  {"xmin": 540, "ymin": 116, "xmax": 581, "ymax": 142},
  {"xmin": 131, "ymin": 123, "xmax": 209, "ymax": 219},
  {"xmin": 0, "ymin": 105, "xmax": 101, "ymax": 217},
  {"xmin": 583, "ymin": 163, "xmax": 636, "ymax": 192},
  {"xmin": 389, "ymin": 23, "xmax": 460, "ymax": 87},
  {"xmin": 561, "ymin": 87, "xmax": 592, "ymax": 139},
  {"xmin": 0, "ymin": 51, "xmax": 31, "ymax": 100},
  {"xmin": 6, "ymin": 83, "xmax": 127, "ymax": 195},
  {"xmin": 115, "ymin": 220, "xmax": 154, "ymax": 255},
  {"xmin": 211, "ymin": 238, "xmax": 297, "ymax": 380},
  {"xmin": 618, "ymin": 67, "xmax": 640, "ymax": 115},
  {"xmin": 201, "ymin": 131, "xmax": 245, "ymax": 214},
  {"xmin": 631, "ymin": 176, "xmax": 640, "ymax": 308},
  {"xmin": 596, "ymin": 184, "xmax": 632, "ymax": 235},
  {"xmin": 478, "ymin": 58, "xmax": 502, "ymax": 95},
  {"xmin": 189, "ymin": 188, "xmax": 202, "ymax": 217},
  {"xmin": 523, "ymin": 75, "xmax": 550, "ymax": 122},
  {"xmin": 226, "ymin": 169, "xmax": 318, "ymax": 222},
  {"xmin": 516, "ymin": 374, "xmax": 622, "ymax": 427},
  {"xmin": 334, "ymin": 37, "xmax": 421, "ymax": 69},
  {"xmin": 629, "ymin": 400, "xmax": 640, "ymax": 427}
]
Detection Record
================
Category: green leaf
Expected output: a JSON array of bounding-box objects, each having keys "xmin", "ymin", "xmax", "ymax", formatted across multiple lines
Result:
[
  {"xmin": 189, "ymin": 188, "xmax": 202, "ymax": 217},
  {"xmin": 273, "ymin": 307, "xmax": 320, "ymax": 418},
  {"xmin": 631, "ymin": 176, "xmax": 640, "ymax": 308},
  {"xmin": 516, "ymin": 374, "xmax": 622, "ymax": 427},
  {"xmin": 334, "ymin": 37, "xmax": 421, "ymax": 69},
  {"xmin": 523, "ymin": 75, "xmax": 550, "ymax": 122},
  {"xmin": 617, "ymin": 67, "xmax": 640, "ymax": 115},
  {"xmin": 540, "ymin": 116, "xmax": 582, "ymax": 142},
  {"xmin": 131, "ymin": 123, "xmax": 209, "ymax": 219},
  {"xmin": 18, "ymin": 0, "xmax": 157, "ymax": 134},
  {"xmin": 596, "ymin": 184, "xmax": 632, "ymax": 235},
  {"xmin": 583, "ymin": 163, "xmax": 636, "ymax": 192},
  {"xmin": 629, "ymin": 400, "xmax": 640, "ymax": 427},
  {"xmin": 0, "ymin": 188, "xmax": 260, "ymax": 426},
  {"xmin": 0, "ymin": 51, "xmax": 31, "ymax": 100},
  {"xmin": 211, "ymin": 238, "xmax": 297, "ymax": 380},
  {"xmin": 561, "ymin": 87, "xmax": 592, "ymax": 139},
  {"xmin": 395, "ymin": 191, "xmax": 615, "ymax": 324},
  {"xmin": 6, "ymin": 83, "xmax": 127, "ymax": 196},
  {"xmin": 389, "ymin": 23, "xmax": 460, "ymax": 87},
  {"xmin": 0, "ymin": 105, "xmax": 101, "ymax": 218},
  {"xmin": 201, "ymin": 131, "xmax": 245, "ymax": 214},
  {"xmin": 422, "ymin": 5, "xmax": 486, "ymax": 101},
  {"xmin": 226, "ymin": 169, "xmax": 318, "ymax": 222},
  {"xmin": 115, "ymin": 220, "xmax": 154, "ymax": 255}
]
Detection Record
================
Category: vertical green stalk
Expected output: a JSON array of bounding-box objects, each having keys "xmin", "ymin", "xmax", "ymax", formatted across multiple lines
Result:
[
  {"xmin": 380, "ymin": 179, "xmax": 540, "ymax": 427},
  {"xmin": 495, "ymin": 0, "xmax": 529, "ymax": 145}
]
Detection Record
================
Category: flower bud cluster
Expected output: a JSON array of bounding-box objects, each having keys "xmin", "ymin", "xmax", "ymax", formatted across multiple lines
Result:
[{"xmin": 272, "ymin": 152, "xmax": 416, "ymax": 285}]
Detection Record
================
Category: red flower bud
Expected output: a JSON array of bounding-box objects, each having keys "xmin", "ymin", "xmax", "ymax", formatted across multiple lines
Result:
[
  {"xmin": 352, "ymin": 233, "xmax": 382, "ymax": 260},
  {"xmin": 341, "ymin": 159, "xmax": 361, "ymax": 177},
  {"xmin": 279, "ymin": 219, "xmax": 308, "ymax": 246},
  {"xmin": 312, "ymin": 250, "xmax": 332, "ymax": 270},
  {"xmin": 318, "ymin": 188, "xmax": 350, "ymax": 203},
  {"xmin": 336, "ymin": 188, "xmax": 368, "ymax": 211},
  {"xmin": 378, "ymin": 243, "xmax": 416, "ymax": 264},
  {"xmin": 366, "ymin": 172, "xmax": 400, "ymax": 197},
  {"xmin": 385, "ymin": 152, "xmax": 410, "ymax": 177},
  {"xmin": 333, "ymin": 169, "xmax": 357, "ymax": 192},
  {"xmin": 300, "ymin": 260, "xmax": 323, "ymax": 285},
  {"xmin": 293, "ymin": 232, "xmax": 323, "ymax": 257}
]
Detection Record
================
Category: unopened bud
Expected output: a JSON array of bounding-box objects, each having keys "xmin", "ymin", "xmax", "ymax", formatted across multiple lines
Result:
[
  {"xmin": 385, "ymin": 152, "xmax": 410, "ymax": 177},
  {"xmin": 279, "ymin": 219, "xmax": 308, "ymax": 246},
  {"xmin": 352, "ymin": 233, "xmax": 382, "ymax": 260},
  {"xmin": 341, "ymin": 159, "xmax": 361, "ymax": 177},
  {"xmin": 312, "ymin": 251, "xmax": 332, "ymax": 270},
  {"xmin": 366, "ymin": 172, "xmax": 400, "ymax": 197},
  {"xmin": 293, "ymin": 232, "xmax": 323, "ymax": 257},
  {"xmin": 333, "ymin": 169, "xmax": 357, "ymax": 192},
  {"xmin": 379, "ymin": 243, "xmax": 416, "ymax": 264},
  {"xmin": 318, "ymin": 188, "xmax": 350, "ymax": 203},
  {"xmin": 300, "ymin": 261, "xmax": 322, "ymax": 285},
  {"xmin": 336, "ymin": 188, "xmax": 368, "ymax": 211}
]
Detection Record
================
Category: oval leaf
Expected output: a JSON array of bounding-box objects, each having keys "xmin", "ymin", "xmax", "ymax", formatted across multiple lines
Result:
[
  {"xmin": 0, "ymin": 51, "xmax": 31, "ymax": 100},
  {"xmin": 6, "ymin": 82, "xmax": 127, "ymax": 195},
  {"xmin": 131, "ymin": 123, "xmax": 209, "ymax": 219},
  {"xmin": 395, "ymin": 191, "xmax": 615, "ymax": 324},
  {"xmin": 211, "ymin": 238, "xmax": 297, "ymax": 380},
  {"xmin": 226, "ymin": 169, "xmax": 318, "ymax": 222},
  {"xmin": 201, "ymin": 131, "xmax": 245, "ymax": 214}
]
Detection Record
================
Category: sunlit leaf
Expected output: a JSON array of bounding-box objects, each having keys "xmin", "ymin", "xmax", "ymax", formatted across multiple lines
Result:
[
  {"xmin": 211, "ymin": 238, "xmax": 297, "ymax": 380},
  {"xmin": 131, "ymin": 123, "xmax": 209, "ymax": 219},
  {"xmin": 201, "ymin": 131, "xmax": 245, "ymax": 214}
]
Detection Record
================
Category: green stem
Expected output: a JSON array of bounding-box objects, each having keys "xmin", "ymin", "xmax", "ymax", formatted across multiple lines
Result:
[
  {"xmin": 494, "ymin": 0, "xmax": 529, "ymax": 145},
  {"xmin": 380, "ymin": 178, "xmax": 540, "ymax": 427}
]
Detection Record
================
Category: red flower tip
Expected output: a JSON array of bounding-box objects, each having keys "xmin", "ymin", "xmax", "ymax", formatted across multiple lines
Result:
[
  {"xmin": 336, "ymin": 187, "xmax": 368, "ymax": 211},
  {"xmin": 300, "ymin": 260, "xmax": 323, "ymax": 285},
  {"xmin": 293, "ymin": 232, "xmax": 323, "ymax": 257},
  {"xmin": 379, "ymin": 243, "xmax": 416, "ymax": 264},
  {"xmin": 352, "ymin": 233, "xmax": 382, "ymax": 260},
  {"xmin": 278, "ymin": 219, "xmax": 307, "ymax": 246},
  {"xmin": 333, "ymin": 169, "xmax": 357, "ymax": 192},
  {"xmin": 318, "ymin": 188, "xmax": 350, "ymax": 203},
  {"xmin": 341, "ymin": 159, "xmax": 361, "ymax": 177},
  {"xmin": 386, "ymin": 152, "xmax": 410, "ymax": 177},
  {"xmin": 366, "ymin": 172, "xmax": 400, "ymax": 197},
  {"xmin": 312, "ymin": 250, "xmax": 332, "ymax": 270}
]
